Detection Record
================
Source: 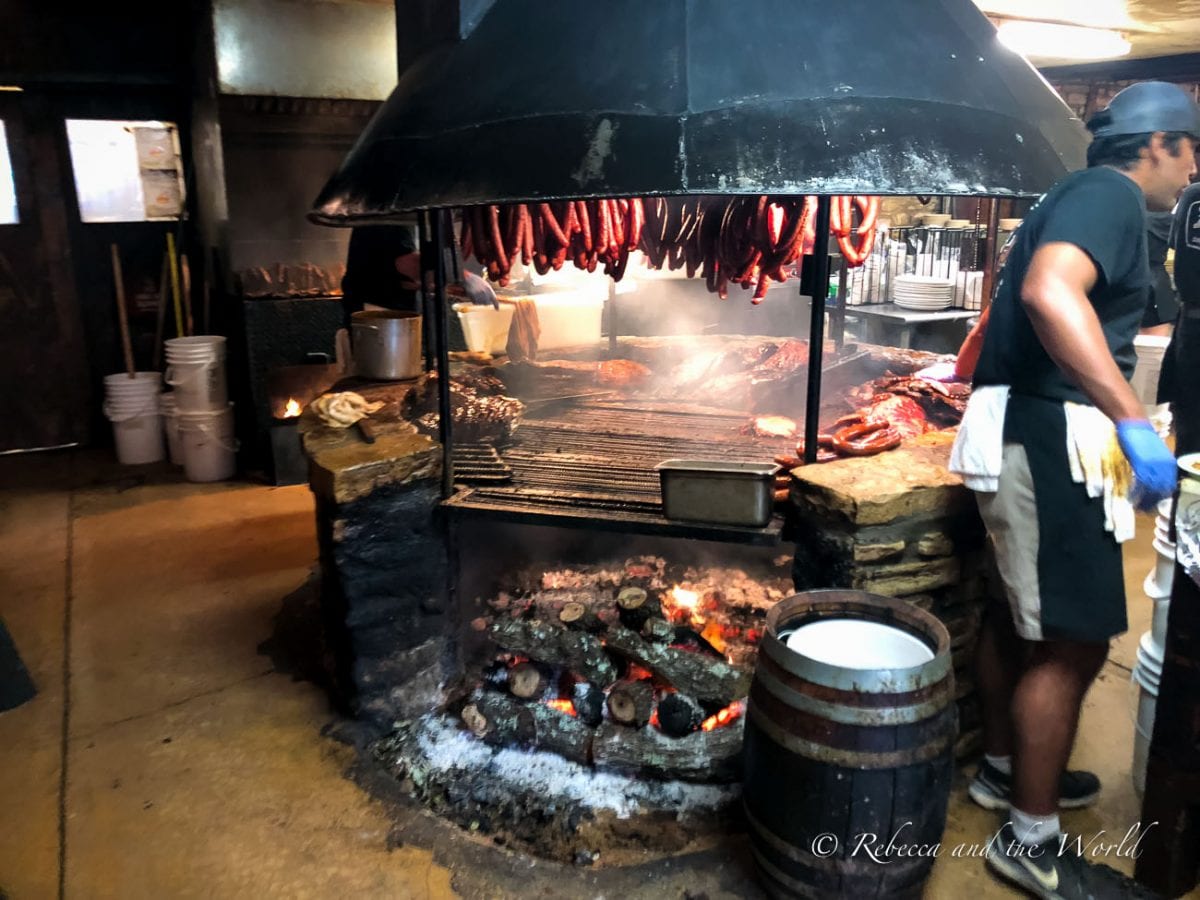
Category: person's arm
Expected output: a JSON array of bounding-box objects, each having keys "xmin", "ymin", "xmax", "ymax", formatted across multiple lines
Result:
[{"xmin": 1019, "ymin": 242, "xmax": 1145, "ymax": 422}]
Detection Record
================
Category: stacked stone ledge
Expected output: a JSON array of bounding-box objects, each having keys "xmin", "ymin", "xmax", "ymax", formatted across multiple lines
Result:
[
  {"xmin": 787, "ymin": 433, "xmax": 988, "ymax": 760},
  {"xmin": 300, "ymin": 396, "xmax": 453, "ymax": 736}
]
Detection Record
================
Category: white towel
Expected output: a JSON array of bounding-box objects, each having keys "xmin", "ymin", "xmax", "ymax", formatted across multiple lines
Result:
[
  {"xmin": 949, "ymin": 386, "xmax": 1010, "ymax": 492},
  {"xmin": 1062, "ymin": 403, "xmax": 1136, "ymax": 543}
]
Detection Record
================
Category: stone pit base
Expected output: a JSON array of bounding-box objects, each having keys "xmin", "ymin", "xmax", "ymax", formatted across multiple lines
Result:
[{"xmin": 377, "ymin": 714, "xmax": 741, "ymax": 866}]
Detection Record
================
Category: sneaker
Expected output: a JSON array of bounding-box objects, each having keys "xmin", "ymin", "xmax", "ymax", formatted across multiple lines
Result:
[
  {"xmin": 968, "ymin": 760, "xmax": 1101, "ymax": 811},
  {"xmin": 986, "ymin": 823, "xmax": 1161, "ymax": 900}
]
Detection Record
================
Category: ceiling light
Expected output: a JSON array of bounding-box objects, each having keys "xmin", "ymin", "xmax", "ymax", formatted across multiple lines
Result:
[
  {"xmin": 0, "ymin": 86, "xmax": 23, "ymax": 92},
  {"xmin": 997, "ymin": 21, "xmax": 1132, "ymax": 60}
]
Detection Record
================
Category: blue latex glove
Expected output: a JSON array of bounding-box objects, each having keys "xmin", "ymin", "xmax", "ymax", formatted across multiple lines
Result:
[
  {"xmin": 1116, "ymin": 419, "xmax": 1177, "ymax": 509},
  {"xmin": 460, "ymin": 270, "xmax": 499, "ymax": 309}
]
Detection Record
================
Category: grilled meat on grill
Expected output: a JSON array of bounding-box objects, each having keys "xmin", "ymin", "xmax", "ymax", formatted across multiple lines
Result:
[{"xmin": 405, "ymin": 370, "xmax": 525, "ymax": 443}]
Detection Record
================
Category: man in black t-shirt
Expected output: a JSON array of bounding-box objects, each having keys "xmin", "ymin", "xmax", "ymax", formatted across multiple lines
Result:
[
  {"xmin": 1161, "ymin": 181, "xmax": 1200, "ymax": 455},
  {"xmin": 952, "ymin": 82, "xmax": 1200, "ymax": 897}
]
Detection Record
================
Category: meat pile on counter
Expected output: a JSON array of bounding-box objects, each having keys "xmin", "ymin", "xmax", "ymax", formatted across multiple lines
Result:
[
  {"xmin": 461, "ymin": 195, "xmax": 880, "ymax": 301},
  {"xmin": 761, "ymin": 373, "xmax": 972, "ymax": 486},
  {"xmin": 403, "ymin": 370, "xmax": 525, "ymax": 444}
]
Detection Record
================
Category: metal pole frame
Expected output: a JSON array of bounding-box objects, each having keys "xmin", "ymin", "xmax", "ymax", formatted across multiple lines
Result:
[
  {"xmin": 419, "ymin": 209, "xmax": 456, "ymax": 499},
  {"xmin": 803, "ymin": 196, "xmax": 834, "ymax": 465}
]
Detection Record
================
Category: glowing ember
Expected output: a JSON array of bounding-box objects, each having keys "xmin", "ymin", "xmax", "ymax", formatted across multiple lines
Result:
[
  {"xmin": 753, "ymin": 415, "xmax": 797, "ymax": 438},
  {"xmin": 283, "ymin": 398, "xmax": 302, "ymax": 418},
  {"xmin": 665, "ymin": 586, "xmax": 706, "ymax": 627},
  {"xmin": 626, "ymin": 664, "xmax": 655, "ymax": 682},
  {"xmin": 670, "ymin": 586, "xmax": 699, "ymax": 610},
  {"xmin": 649, "ymin": 708, "xmax": 661, "ymax": 729},
  {"xmin": 700, "ymin": 621, "xmax": 729, "ymax": 655},
  {"xmin": 701, "ymin": 700, "xmax": 746, "ymax": 732},
  {"xmin": 545, "ymin": 699, "xmax": 576, "ymax": 717}
]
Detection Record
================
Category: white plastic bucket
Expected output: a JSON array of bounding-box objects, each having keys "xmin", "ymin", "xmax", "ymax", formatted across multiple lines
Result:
[
  {"xmin": 165, "ymin": 336, "xmax": 228, "ymax": 412},
  {"xmin": 1131, "ymin": 629, "xmax": 1164, "ymax": 797},
  {"xmin": 1132, "ymin": 335, "xmax": 1170, "ymax": 408},
  {"xmin": 160, "ymin": 393, "xmax": 183, "ymax": 466},
  {"xmin": 1145, "ymin": 541, "xmax": 1175, "ymax": 600},
  {"xmin": 1132, "ymin": 660, "xmax": 1159, "ymax": 798},
  {"xmin": 1151, "ymin": 597, "xmax": 1170, "ymax": 652},
  {"xmin": 103, "ymin": 372, "xmax": 165, "ymax": 465},
  {"xmin": 176, "ymin": 403, "xmax": 237, "ymax": 482}
]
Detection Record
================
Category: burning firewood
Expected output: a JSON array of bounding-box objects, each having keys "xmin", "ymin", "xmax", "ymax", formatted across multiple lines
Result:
[
  {"xmin": 570, "ymin": 682, "xmax": 606, "ymax": 727},
  {"xmin": 606, "ymin": 680, "xmax": 656, "ymax": 728},
  {"xmin": 605, "ymin": 625, "xmax": 749, "ymax": 707},
  {"xmin": 489, "ymin": 618, "xmax": 616, "ymax": 686},
  {"xmin": 657, "ymin": 692, "xmax": 705, "ymax": 737},
  {"xmin": 671, "ymin": 626, "xmax": 726, "ymax": 659},
  {"xmin": 640, "ymin": 616, "xmax": 674, "ymax": 643},
  {"xmin": 558, "ymin": 601, "xmax": 604, "ymax": 633},
  {"xmin": 592, "ymin": 719, "xmax": 744, "ymax": 783},
  {"xmin": 616, "ymin": 587, "xmax": 663, "ymax": 630},
  {"xmin": 507, "ymin": 661, "xmax": 550, "ymax": 700},
  {"xmin": 464, "ymin": 694, "xmax": 593, "ymax": 766}
]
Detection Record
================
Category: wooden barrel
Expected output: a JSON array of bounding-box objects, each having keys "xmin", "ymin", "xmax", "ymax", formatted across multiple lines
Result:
[{"xmin": 743, "ymin": 590, "xmax": 956, "ymax": 899}]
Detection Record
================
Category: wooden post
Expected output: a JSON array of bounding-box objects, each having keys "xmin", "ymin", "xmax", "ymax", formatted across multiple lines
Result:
[{"xmin": 109, "ymin": 244, "xmax": 135, "ymax": 377}]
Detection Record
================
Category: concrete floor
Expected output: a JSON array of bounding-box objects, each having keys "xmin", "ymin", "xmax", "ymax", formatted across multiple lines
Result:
[{"xmin": 0, "ymin": 450, "xmax": 1195, "ymax": 899}]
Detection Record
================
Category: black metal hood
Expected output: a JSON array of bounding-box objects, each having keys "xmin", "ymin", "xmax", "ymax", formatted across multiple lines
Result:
[{"xmin": 311, "ymin": 0, "xmax": 1087, "ymax": 223}]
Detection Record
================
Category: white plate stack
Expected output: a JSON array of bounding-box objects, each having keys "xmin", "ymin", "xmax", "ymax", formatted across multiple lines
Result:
[{"xmin": 892, "ymin": 274, "xmax": 954, "ymax": 311}]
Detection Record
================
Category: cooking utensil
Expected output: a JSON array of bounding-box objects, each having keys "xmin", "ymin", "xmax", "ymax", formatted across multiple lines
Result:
[
  {"xmin": 522, "ymin": 391, "xmax": 617, "ymax": 408},
  {"xmin": 656, "ymin": 459, "xmax": 781, "ymax": 527},
  {"xmin": 351, "ymin": 310, "xmax": 423, "ymax": 381}
]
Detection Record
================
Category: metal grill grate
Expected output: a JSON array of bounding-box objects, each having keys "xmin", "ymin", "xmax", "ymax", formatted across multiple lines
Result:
[{"xmin": 445, "ymin": 400, "xmax": 789, "ymax": 544}]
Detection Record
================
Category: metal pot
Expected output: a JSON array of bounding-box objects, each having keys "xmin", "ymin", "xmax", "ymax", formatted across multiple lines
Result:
[{"xmin": 351, "ymin": 310, "xmax": 422, "ymax": 381}]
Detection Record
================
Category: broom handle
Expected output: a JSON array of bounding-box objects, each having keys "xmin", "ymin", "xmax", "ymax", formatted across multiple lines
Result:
[
  {"xmin": 152, "ymin": 251, "xmax": 169, "ymax": 370},
  {"xmin": 110, "ymin": 243, "xmax": 136, "ymax": 377},
  {"xmin": 181, "ymin": 253, "xmax": 194, "ymax": 337},
  {"xmin": 167, "ymin": 232, "xmax": 184, "ymax": 338}
]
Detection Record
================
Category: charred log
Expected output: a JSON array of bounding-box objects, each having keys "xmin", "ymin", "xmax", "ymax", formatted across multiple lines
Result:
[
  {"xmin": 606, "ymin": 680, "xmax": 655, "ymax": 728},
  {"xmin": 671, "ymin": 626, "xmax": 725, "ymax": 659},
  {"xmin": 658, "ymin": 692, "xmax": 705, "ymax": 737},
  {"xmin": 508, "ymin": 662, "xmax": 550, "ymax": 700},
  {"xmin": 592, "ymin": 719, "xmax": 745, "ymax": 783},
  {"xmin": 616, "ymin": 587, "xmax": 663, "ymax": 631},
  {"xmin": 489, "ymin": 618, "xmax": 616, "ymax": 686},
  {"xmin": 466, "ymin": 694, "xmax": 593, "ymax": 766},
  {"xmin": 641, "ymin": 617, "xmax": 674, "ymax": 643},
  {"xmin": 605, "ymin": 625, "xmax": 749, "ymax": 706},
  {"xmin": 559, "ymin": 601, "xmax": 604, "ymax": 633},
  {"xmin": 571, "ymin": 682, "xmax": 606, "ymax": 727}
]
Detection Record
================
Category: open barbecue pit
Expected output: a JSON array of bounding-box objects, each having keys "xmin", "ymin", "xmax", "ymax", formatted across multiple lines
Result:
[{"xmin": 300, "ymin": 332, "xmax": 989, "ymax": 865}]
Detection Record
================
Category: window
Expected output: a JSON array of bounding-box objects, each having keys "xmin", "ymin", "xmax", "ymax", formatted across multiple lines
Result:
[
  {"xmin": 65, "ymin": 120, "xmax": 184, "ymax": 223},
  {"xmin": 0, "ymin": 121, "xmax": 17, "ymax": 224}
]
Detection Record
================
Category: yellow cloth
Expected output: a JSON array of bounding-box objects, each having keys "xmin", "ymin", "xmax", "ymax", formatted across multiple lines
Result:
[{"xmin": 1063, "ymin": 402, "xmax": 1135, "ymax": 543}]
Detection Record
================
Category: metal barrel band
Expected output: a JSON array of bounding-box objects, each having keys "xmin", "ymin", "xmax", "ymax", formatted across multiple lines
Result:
[
  {"xmin": 752, "ymin": 664, "xmax": 951, "ymax": 727},
  {"xmin": 761, "ymin": 633, "xmax": 951, "ymax": 695},
  {"xmin": 747, "ymin": 704, "xmax": 955, "ymax": 769},
  {"xmin": 757, "ymin": 645, "xmax": 950, "ymax": 708},
  {"xmin": 744, "ymin": 806, "xmax": 932, "ymax": 882}
]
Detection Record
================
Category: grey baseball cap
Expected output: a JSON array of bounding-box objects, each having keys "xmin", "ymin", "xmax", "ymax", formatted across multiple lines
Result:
[{"xmin": 1089, "ymin": 81, "xmax": 1200, "ymax": 138}]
